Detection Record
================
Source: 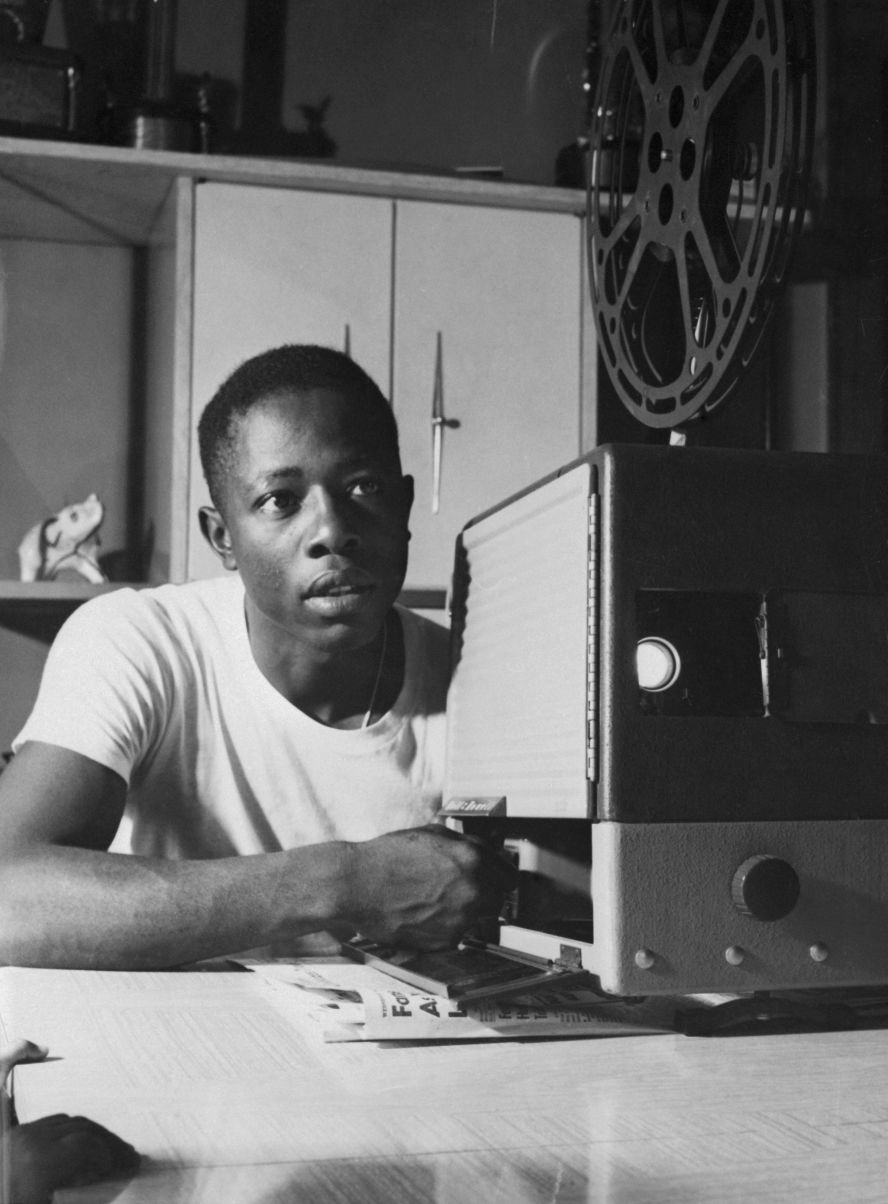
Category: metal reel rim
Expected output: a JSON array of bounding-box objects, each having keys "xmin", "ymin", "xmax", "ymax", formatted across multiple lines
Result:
[{"xmin": 587, "ymin": 0, "xmax": 816, "ymax": 431}]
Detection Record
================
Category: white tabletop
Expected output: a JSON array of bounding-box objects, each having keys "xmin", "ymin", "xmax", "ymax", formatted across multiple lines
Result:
[{"xmin": 4, "ymin": 967, "xmax": 884, "ymax": 1204}]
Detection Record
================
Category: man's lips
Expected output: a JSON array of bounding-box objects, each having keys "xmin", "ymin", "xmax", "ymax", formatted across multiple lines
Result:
[{"xmin": 305, "ymin": 570, "xmax": 375, "ymax": 600}]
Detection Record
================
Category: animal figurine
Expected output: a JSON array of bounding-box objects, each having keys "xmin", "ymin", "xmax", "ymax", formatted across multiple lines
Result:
[
  {"xmin": 296, "ymin": 95, "xmax": 337, "ymax": 158},
  {"xmin": 18, "ymin": 494, "xmax": 108, "ymax": 584}
]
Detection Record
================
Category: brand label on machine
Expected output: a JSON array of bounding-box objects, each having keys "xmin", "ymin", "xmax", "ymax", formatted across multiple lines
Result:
[{"xmin": 441, "ymin": 796, "xmax": 507, "ymax": 817}]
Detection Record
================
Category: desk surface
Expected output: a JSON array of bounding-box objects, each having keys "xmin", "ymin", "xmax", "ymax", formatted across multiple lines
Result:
[{"xmin": 4, "ymin": 968, "xmax": 888, "ymax": 1204}]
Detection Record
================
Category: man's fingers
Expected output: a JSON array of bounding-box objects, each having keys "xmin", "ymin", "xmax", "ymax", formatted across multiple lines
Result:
[
  {"xmin": 460, "ymin": 834, "xmax": 519, "ymax": 889},
  {"xmin": 0, "ymin": 1038, "xmax": 48, "ymax": 1065},
  {"xmin": 0, "ymin": 1039, "xmax": 48, "ymax": 1086},
  {"xmin": 57, "ymin": 1119, "xmax": 141, "ymax": 1185},
  {"xmin": 352, "ymin": 825, "xmax": 521, "ymax": 951},
  {"xmin": 13, "ymin": 1114, "xmax": 140, "ymax": 1187}
]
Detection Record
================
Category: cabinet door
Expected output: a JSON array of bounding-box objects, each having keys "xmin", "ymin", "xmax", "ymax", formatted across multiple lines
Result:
[
  {"xmin": 187, "ymin": 183, "xmax": 394, "ymax": 580},
  {"xmin": 392, "ymin": 201, "xmax": 584, "ymax": 592}
]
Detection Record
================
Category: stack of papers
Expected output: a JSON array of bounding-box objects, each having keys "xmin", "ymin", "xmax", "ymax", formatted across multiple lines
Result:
[{"xmin": 236, "ymin": 959, "xmax": 681, "ymax": 1042}]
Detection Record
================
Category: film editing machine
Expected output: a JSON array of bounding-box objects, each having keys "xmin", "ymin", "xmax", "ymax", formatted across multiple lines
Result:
[{"xmin": 350, "ymin": 0, "xmax": 888, "ymax": 1014}]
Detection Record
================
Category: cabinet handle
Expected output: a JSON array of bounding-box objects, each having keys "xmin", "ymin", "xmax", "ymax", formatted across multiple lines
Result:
[
  {"xmin": 431, "ymin": 331, "xmax": 460, "ymax": 514},
  {"xmin": 343, "ymin": 323, "xmax": 351, "ymax": 357}
]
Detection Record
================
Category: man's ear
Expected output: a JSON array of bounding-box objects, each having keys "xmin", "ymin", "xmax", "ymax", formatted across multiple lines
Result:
[
  {"xmin": 198, "ymin": 506, "xmax": 237, "ymax": 570},
  {"xmin": 401, "ymin": 474, "xmax": 415, "ymax": 537}
]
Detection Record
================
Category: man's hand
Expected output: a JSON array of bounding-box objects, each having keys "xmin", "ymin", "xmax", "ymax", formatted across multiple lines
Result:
[
  {"xmin": 343, "ymin": 824, "xmax": 519, "ymax": 949},
  {"xmin": 0, "ymin": 1040, "xmax": 140, "ymax": 1203},
  {"xmin": 0, "ymin": 1039, "xmax": 46, "ymax": 1090},
  {"xmin": 5, "ymin": 1113, "xmax": 141, "ymax": 1203}
]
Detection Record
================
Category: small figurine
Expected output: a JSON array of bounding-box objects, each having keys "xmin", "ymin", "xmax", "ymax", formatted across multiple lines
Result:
[
  {"xmin": 296, "ymin": 95, "xmax": 337, "ymax": 158},
  {"xmin": 18, "ymin": 494, "xmax": 108, "ymax": 584}
]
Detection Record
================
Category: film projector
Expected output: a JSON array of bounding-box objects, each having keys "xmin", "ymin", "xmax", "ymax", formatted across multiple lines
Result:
[{"xmin": 351, "ymin": 0, "xmax": 888, "ymax": 1026}]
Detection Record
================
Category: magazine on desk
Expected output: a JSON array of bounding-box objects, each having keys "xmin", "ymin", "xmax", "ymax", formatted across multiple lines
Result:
[{"xmin": 235, "ymin": 958, "xmax": 683, "ymax": 1041}]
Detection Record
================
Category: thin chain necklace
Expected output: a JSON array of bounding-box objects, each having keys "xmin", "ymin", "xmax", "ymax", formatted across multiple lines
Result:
[{"xmin": 361, "ymin": 616, "xmax": 389, "ymax": 729}]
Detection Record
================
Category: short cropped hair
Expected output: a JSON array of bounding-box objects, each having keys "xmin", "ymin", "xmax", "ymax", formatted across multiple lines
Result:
[{"xmin": 198, "ymin": 344, "xmax": 401, "ymax": 510}]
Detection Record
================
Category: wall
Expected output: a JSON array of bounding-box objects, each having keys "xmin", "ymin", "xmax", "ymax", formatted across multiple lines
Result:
[
  {"xmin": 273, "ymin": 0, "xmax": 588, "ymax": 184},
  {"xmin": 0, "ymin": 241, "xmax": 134, "ymax": 749}
]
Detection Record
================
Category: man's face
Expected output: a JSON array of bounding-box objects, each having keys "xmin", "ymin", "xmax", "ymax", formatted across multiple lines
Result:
[{"xmin": 203, "ymin": 387, "xmax": 413, "ymax": 654}]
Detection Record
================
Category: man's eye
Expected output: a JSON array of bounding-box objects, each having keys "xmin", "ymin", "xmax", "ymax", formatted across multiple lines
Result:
[
  {"xmin": 349, "ymin": 477, "xmax": 382, "ymax": 497},
  {"xmin": 257, "ymin": 491, "xmax": 299, "ymax": 515}
]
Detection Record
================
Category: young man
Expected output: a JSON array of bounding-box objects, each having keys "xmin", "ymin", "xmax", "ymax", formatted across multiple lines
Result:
[{"xmin": 0, "ymin": 345, "xmax": 514, "ymax": 969}]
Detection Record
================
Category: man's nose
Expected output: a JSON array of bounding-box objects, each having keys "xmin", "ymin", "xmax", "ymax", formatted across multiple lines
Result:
[{"xmin": 306, "ymin": 489, "xmax": 359, "ymax": 557}]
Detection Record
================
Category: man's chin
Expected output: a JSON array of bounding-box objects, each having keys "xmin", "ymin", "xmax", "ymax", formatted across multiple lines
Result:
[{"xmin": 301, "ymin": 593, "xmax": 398, "ymax": 649}]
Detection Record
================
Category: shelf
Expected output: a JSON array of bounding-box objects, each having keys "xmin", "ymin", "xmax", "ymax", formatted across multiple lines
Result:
[
  {"xmin": 0, "ymin": 581, "xmax": 447, "ymax": 642},
  {"xmin": 0, "ymin": 137, "xmax": 586, "ymax": 247},
  {"xmin": 0, "ymin": 580, "xmax": 138, "ymax": 602},
  {"xmin": 0, "ymin": 580, "xmax": 141, "ymax": 641}
]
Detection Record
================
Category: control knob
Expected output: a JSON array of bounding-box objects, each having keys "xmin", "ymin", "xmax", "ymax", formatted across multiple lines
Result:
[{"xmin": 731, "ymin": 854, "xmax": 800, "ymax": 921}]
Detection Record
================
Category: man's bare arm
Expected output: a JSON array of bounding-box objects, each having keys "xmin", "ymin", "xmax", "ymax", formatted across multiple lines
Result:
[{"xmin": 0, "ymin": 742, "xmax": 512, "ymax": 969}]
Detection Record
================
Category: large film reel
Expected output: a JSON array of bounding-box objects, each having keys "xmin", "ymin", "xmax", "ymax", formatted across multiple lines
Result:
[{"xmin": 588, "ymin": 0, "xmax": 816, "ymax": 429}]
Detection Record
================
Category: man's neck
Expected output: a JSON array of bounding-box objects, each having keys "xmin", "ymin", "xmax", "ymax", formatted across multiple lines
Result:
[{"xmin": 244, "ymin": 608, "xmax": 404, "ymax": 728}]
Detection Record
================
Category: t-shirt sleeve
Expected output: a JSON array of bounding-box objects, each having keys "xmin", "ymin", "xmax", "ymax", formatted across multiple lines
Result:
[{"xmin": 12, "ymin": 591, "xmax": 167, "ymax": 784}]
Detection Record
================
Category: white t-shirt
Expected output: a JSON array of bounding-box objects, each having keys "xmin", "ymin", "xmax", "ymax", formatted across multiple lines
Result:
[{"xmin": 14, "ymin": 577, "xmax": 450, "ymax": 860}]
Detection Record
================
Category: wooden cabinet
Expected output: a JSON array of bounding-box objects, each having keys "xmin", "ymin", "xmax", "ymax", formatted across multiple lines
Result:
[{"xmin": 393, "ymin": 200, "xmax": 584, "ymax": 590}]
